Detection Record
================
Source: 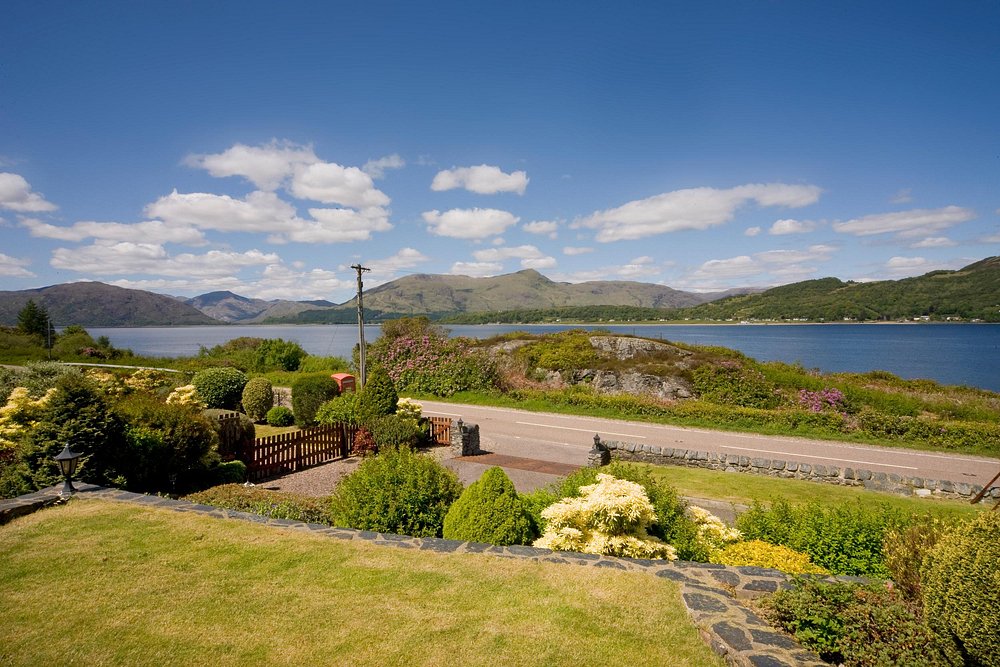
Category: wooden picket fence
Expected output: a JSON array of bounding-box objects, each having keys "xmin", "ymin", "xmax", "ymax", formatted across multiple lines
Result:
[{"xmin": 240, "ymin": 423, "xmax": 354, "ymax": 482}]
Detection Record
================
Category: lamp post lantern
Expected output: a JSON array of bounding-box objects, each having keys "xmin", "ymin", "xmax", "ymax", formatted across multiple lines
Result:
[{"xmin": 54, "ymin": 444, "xmax": 81, "ymax": 498}]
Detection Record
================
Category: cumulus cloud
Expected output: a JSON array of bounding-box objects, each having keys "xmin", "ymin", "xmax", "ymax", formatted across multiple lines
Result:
[
  {"xmin": 745, "ymin": 226, "xmax": 762, "ymax": 237},
  {"xmin": 0, "ymin": 172, "xmax": 57, "ymax": 212},
  {"xmin": 422, "ymin": 208, "xmax": 520, "ymax": 239},
  {"xmin": 50, "ymin": 241, "xmax": 279, "ymax": 278},
  {"xmin": 185, "ymin": 140, "xmax": 319, "ymax": 190},
  {"xmin": 910, "ymin": 236, "xmax": 957, "ymax": 248},
  {"xmin": 21, "ymin": 218, "xmax": 205, "ymax": 245},
  {"xmin": 450, "ymin": 261, "xmax": 503, "ymax": 277},
  {"xmin": 832, "ymin": 206, "xmax": 975, "ymax": 238},
  {"xmin": 362, "ymin": 154, "xmax": 405, "ymax": 179},
  {"xmin": 371, "ymin": 247, "xmax": 430, "ymax": 273},
  {"xmin": 431, "ymin": 165, "xmax": 529, "ymax": 195},
  {"xmin": 563, "ymin": 246, "xmax": 594, "ymax": 256},
  {"xmin": 523, "ymin": 219, "xmax": 559, "ymax": 238},
  {"xmin": 573, "ymin": 183, "xmax": 822, "ymax": 242},
  {"xmin": 292, "ymin": 207, "xmax": 392, "ymax": 243},
  {"xmin": 881, "ymin": 256, "xmax": 954, "ymax": 277},
  {"xmin": 146, "ymin": 190, "xmax": 300, "ymax": 233},
  {"xmin": 472, "ymin": 244, "xmax": 556, "ymax": 270},
  {"xmin": 678, "ymin": 244, "xmax": 837, "ymax": 290},
  {"xmin": 0, "ymin": 252, "xmax": 34, "ymax": 277},
  {"xmin": 290, "ymin": 162, "xmax": 390, "ymax": 208},
  {"xmin": 108, "ymin": 265, "xmax": 355, "ymax": 301},
  {"xmin": 769, "ymin": 218, "xmax": 816, "ymax": 235}
]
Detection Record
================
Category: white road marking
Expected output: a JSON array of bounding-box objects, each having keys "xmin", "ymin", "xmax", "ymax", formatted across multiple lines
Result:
[
  {"xmin": 718, "ymin": 445, "xmax": 918, "ymax": 470},
  {"xmin": 515, "ymin": 421, "xmax": 646, "ymax": 439}
]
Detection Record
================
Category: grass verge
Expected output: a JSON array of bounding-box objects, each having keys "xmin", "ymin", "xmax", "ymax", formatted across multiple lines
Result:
[{"xmin": 0, "ymin": 500, "xmax": 723, "ymax": 667}]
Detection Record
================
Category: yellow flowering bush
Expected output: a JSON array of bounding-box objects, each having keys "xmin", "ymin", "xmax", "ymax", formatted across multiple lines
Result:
[
  {"xmin": 710, "ymin": 540, "xmax": 829, "ymax": 574},
  {"xmin": 533, "ymin": 473, "xmax": 677, "ymax": 560},
  {"xmin": 687, "ymin": 506, "xmax": 742, "ymax": 554},
  {"xmin": 124, "ymin": 369, "xmax": 169, "ymax": 393},
  {"xmin": 166, "ymin": 384, "xmax": 206, "ymax": 409},
  {"xmin": 396, "ymin": 397, "xmax": 422, "ymax": 420},
  {"xmin": 0, "ymin": 387, "xmax": 55, "ymax": 452},
  {"xmin": 85, "ymin": 369, "xmax": 127, "ymax": 398}
]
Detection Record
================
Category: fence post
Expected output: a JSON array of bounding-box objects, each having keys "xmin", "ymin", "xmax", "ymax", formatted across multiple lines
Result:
[{"xmin": 339, "ymin": 423, "xmax": 349, "ymax": 458}]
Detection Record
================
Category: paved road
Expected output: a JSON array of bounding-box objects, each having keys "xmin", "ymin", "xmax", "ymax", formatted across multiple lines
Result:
[{"xmin": 418, "ymin": 400, "xmax": 1000, "ymax": 488}]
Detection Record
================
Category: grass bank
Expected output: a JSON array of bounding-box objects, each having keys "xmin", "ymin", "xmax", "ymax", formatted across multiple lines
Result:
[{"xmin": 0, "ymin": 500, "xmax": 722, "ymax": 667}]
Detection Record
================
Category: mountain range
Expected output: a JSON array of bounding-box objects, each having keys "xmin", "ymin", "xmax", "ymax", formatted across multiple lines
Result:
[{"xmin": 0, "ymin": 257, "xmax": 997, "ymax": 326}]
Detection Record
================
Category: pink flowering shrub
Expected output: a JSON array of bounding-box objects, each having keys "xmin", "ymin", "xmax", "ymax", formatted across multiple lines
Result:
[
  {"xmin": 371, "ymin": 333, "xmax": 498, "ymax": 397},
  {"xmin": 798, "ymin": 387, "xmax": 846, "ymax": 412}
]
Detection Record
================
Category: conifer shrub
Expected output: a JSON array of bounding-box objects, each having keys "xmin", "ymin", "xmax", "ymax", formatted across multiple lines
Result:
[
  {"xmin": 291, "ymin": 373, "xmax": 340, "ymax": 426},
  {"xmin": 265, "ymin": 406, "xmax": 294, "ymax": 427},
  {"xmin": 921, "ymin": 511, "xmax": 1000, "ymax": 667},
  {"xmin": 443, "ymin": 467, "xmax": 536, "ymax": 545},
  {"xmin": 368, "ymin": 414, "xmax": 423, "ymax": 450},
  {"xmin": 356, "ymin": 365, "xmax": 398, "ymax": 424},
  {"xmin": 191, "ymin": 367, "xmax": 249, "ymax": 410},
  {"xmin": 241, "ymin": 377, "xmax": 274, "ymax": 422},
  {"xmin": 329, "ymin": 446, "xmax": 462, "ymax": 537}
]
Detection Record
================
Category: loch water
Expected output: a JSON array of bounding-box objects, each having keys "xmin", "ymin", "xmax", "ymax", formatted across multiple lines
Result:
[{"xmin": 85, "ymin": 323, "xmax": 1000, "ymax": 393}]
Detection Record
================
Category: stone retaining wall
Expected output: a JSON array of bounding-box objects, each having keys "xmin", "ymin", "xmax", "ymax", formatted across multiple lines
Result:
[{"xmin": 597, "ymin": 437, "xmax": 998, "ymax": 502}]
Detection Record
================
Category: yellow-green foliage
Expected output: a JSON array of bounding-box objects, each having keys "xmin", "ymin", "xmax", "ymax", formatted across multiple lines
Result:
[
  {"xmin": 166, "ymin": 384, "xmax": 206, "ymax": 409},
  {"xmin": 0, "ymin": 387, "xmax": 55, "ymax": 451},
  {"xmin": 687, "ymin": 506, "xmax": 742, "ymax": 554},
  {"xmin": 710, "ymin": 540, "xmax": 828, "ymax": 575},
  {"xmin": 534, "ymin": 473, "xmax": 677, "ymax": 560},
  {"xmin": 123, "ymin": 369, "xmax": 170, "ymax": 393},
  {"xmin": 921, "ymin": 511, "xmax": 1000, "ymax": 667},
  {"xmin": 443, "ymin": 467, "xmax": 535, "ymax": 545}
]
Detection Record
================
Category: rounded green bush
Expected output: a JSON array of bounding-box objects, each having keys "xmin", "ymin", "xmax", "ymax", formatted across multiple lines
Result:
[
  {"xmin": 211, "ymin": 460, "xmax": 247, "ymax": 485},
  {"xmin": 266, "ymin": 406, "xmax": 294, "ymax": 427},
  {"xmin": 315, "ymin": 392, "xmax": 360, "ymax": 426},
  {"xmin": 368, "ymin": 413, "xmax": 422, "ymax": 450},
  {"xmin": 191, "ymin": 367, "xmax": 248, "ymax": 410},
  {"xmin": 922, "ymin": 511, "xmax": 1000, "ymax": 667},
  {"xmin": 357, "ymin": 365, "xmax": 398, "ymax": 423},
  {"xmin": 329, "ymin": 446, "xmax": 462, "ymax": 537},
  {"xmin": 443, "ymin": 467, "xmax": 535, "ymax": 545},
  {"xmin": 241, "ymin": 377, "xmax": 274, "ymax": 422},
  {"xmin": 291, "ymin": 373, "xmax": 340, "ymax": 426}
]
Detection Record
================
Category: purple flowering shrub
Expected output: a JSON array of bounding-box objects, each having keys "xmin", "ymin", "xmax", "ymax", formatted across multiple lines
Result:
[
  {"xmin": 372, "ymin": 333, "xmax": 498, "ymax": 397},
  {"xmin": 798, "ymin": 388, "xmax": 846, "ymax": 412}
]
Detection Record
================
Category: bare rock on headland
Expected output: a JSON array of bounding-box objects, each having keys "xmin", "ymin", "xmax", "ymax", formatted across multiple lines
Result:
[
  {"xmin": 588, "ymin": 335, "xmax": 692, "ymax": 360},
  {"xmin": 592, "ymin": 370, "xmax": 693, "ymax": 400}
]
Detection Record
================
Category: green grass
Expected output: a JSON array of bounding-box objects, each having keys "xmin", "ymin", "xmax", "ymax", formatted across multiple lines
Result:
[
  {"xmin": 0, "ymin": 500, "xmax": 723, "ymax": 667},
  {"xmin": 616, "ymin": 462, "xmax": 983, "ymax": 521}
]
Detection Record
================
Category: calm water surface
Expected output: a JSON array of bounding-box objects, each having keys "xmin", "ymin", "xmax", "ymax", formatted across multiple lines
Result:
[{"xmin": 86, "ymin": 323, "xmax": 1000, "ymax": 392}]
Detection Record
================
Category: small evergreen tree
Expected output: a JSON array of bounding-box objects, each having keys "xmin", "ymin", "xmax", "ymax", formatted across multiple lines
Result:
[
  {"xmin": 357, "ymin": 365, "xmax": 398, "ymax": 424},
  {"xmin": 17, "ymin": 300, "xmax": 55, "ymax": 344},
  {"xmin": 443, "ymin": 467, "xmax": 536, "ymax": 545}
]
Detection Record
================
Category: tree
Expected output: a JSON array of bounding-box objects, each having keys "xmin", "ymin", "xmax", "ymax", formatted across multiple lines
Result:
[{"xmin": 17, "ymin": 300, "xmax": 54, "ymax": 344}]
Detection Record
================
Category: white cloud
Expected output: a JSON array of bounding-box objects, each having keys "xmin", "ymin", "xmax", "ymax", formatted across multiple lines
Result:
[
  {"xmin": 883, "ymin": 256, "xmax": 946, "ymax": 277},
  {"xmin": 146, "ymin": 190, "xmax": 300, "ymax": 233},
  {"xmin": 745, "ymin": 226, "xmax": 762, "ymax": 237},
  {"xmin": 185, "ymin": 140, "xmax": 319, "ymax": 191},
  {"xmin": 449, "ymin": 261, "xmax": 503, "ymax": 277},
  {"xmin": 431, "ymin": 165, "xmax": 528, "ymax": 195},
  {"xmin": 370, "ymin": 247, "xmax": 430, "ymax": 273},
  {"xmin": 678, "ymin": 244, "xmax": 837, "ymax": 290},
  {"xmin": 574, "ymin": 183, "xmax": 822, "ymax": 242},
  {"xmin": 0, "ymin": 172, "xmax": 57, "ymax": 212},
  {"xmin": 523, "ymin": 219, "xmax": 559, "ymax": 238},
  {"xmin": 980, "ymin": 232, "xmax": 1000, "ymax": 243},
  {"xmin": 0, "ymin": 252, "xmax": 33, "ymax": 277},
  {"xmin": 910, "ymin": 236, "xmax": 957, "ymax": 248},
  {"xmin": 472, "ymin": 244, "xmax": 556, "ymax": 270},
  {"xmin": 563, "ymin": 246, "xmax": 594, "ymax": 256},
  {"xmin": 50, "ymin": 241, "xmax": 279, "ymax": 278},
  {"xmin": 290, "ymin": 162, "xmax": 390, "ymax": 208},
  {"xmin": 832, "ymin": 206, "xmax": 975, "ymax": 238},
  {"xmin": 422, "ymin": 208, "xmax": 520, "ymax": 239},
  {"xmin": 362, "ymin": 154, "xmax": 405, "ymax": 179},
  {"xmin": 292, "ymin": 207, "xmax": 392, "ymax": 243},
  {"xmin": 108, "ymin": 265, "xmax": 354, "ymax": 301},
  {"xmin": 890, "ymin": 188, "xmax": 913, "ymax": 204},
  {"xmin": 769, "ymin": 218, "xmax": 816, "ymax": 235},
  {"xmin": 21, "ymin": 218, "xmax": 205, "ymax": 245}
]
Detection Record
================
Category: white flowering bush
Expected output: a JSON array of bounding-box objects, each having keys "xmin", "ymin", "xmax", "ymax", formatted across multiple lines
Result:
[
  {"xmin": 124, "ymin": 369, "xmax": 169, "ymax": 393},
  {"xmin": 534, "ymin": 473, "xmax": 677, "ymax": 560},
  {"xmin": 166, "ymin": 384, "xmax": 206, "ymax": 409},
  {"xmin": 84, "ymin": 369, "xmax": 127, "ymax": 398},
  {"xmin": 687, "ymin": 506, "xmax": 742, "ymax": 554},
  {"xmin": 396, "ymin": 397, "xmax": 422, "ymax": 421}
]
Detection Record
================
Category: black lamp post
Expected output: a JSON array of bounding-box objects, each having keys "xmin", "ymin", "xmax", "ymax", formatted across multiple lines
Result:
[{"xmin": 54, "ymin": 444, "xmax": 81, "ymax": 498}]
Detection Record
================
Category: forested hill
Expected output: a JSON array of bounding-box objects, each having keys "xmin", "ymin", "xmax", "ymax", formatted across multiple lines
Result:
[{"xmin": 675, "ymin": 257, "xmax": 1000, "ymax": 322}]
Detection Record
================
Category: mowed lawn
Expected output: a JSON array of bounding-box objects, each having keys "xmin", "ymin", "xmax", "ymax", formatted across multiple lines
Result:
[{"xmin": 0, "ymin": 500, "xmax": 723, "ymax": 667}]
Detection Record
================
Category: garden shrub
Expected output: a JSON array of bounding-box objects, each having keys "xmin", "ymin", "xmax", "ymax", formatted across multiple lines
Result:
[
  {"xmin": 265, "ymin": 406, "xmax": 294, "ymax": 427},
  {"xmin": 251, "ymin": 338, "xmax": 306, "ymax": 372},
  {"xmin": 329, "ymin": 446, "xmax": 462, "ymax": 537},
  {"xmin": 884, "ymin": 515, "xmax": 947, "ymax": 601},
  {"xmin": 356, "ymin": 365, "xmax": 398, "ymax": 423},
  {"xmin": 761, "ymin": 579, "xmax": 955, "ymax": 667},
  {"xmin": 203, "ymin": 409, "xmax": 255, "ymax": 459},
  {"xmin": 241, "ymin": 377, "xmax": 274, "ymax": 422},
  {"xmin": 211, "ymin": 460, "xmax": 247, "ymax": 485},
  {"xmin": 686, "ymin": 506, "xmax": 742, "ymax": 555},
  {"xmin": 184, "ymin": 484, "xmax": 330, "ymax": 524},
  {"xmin": 351, "ymin": 426, "xmax": 377, "ymax": 457},
  {"xmin": 192, "ymin": 367, "xmax": 249, "ymax": 410},
  {"xmin": 710, "ymin": 540, "xmax": 827, "ymax": 574},
  {"xmin": 291, "ymin": 373, "xmax": 340, "ymax": 426},
  {"xmin": 443, "ymin": 467, "xmax": 536, "ymax": 545},
  {"xmin": 316, "ymin": 392, "xmax": 360, "ymax": 427},
  {"xmin": 115, "ymin": 395, "xmax": 221, "ymax": 493},
  {"xmin": 18, "ymin": 361, "xmax": 80, "ymax": 397},
  {"xmin": 166, "ymin": 384, "xmax": 205, "ymax": 408},
  {"xmin": 533, "ymin": 473, "xmax": 677, "ymax": 560},
  {"xmin": 692, "ymin": 361, "xmax": 781, "ymax": 409},
  {"xmin": 367, "ymin": 414, "xmax": 422, "ymax": 450},
  {"xmin": 922, "ymin": 511, "xmax": 1000, "ymax": 667},
  {"xmin": 737, "ymin": 498, "xmax": 906, "ymax": 576}
]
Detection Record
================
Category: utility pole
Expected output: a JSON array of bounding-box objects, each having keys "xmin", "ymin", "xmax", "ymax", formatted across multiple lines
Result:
[{"xmin": 351, "ymin": 263, "xmax": 371, "ymax": 388}]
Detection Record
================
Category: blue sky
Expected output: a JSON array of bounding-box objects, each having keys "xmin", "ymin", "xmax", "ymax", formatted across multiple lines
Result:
[{"xmin": 1, "ymin": 1, "xmax": 998, "ymax": 303}]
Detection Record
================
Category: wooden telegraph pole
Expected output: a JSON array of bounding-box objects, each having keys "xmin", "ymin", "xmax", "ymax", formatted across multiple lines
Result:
[{"xmin": 351, "ymin": 263, "xmax": 371, "ymax": 388}]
